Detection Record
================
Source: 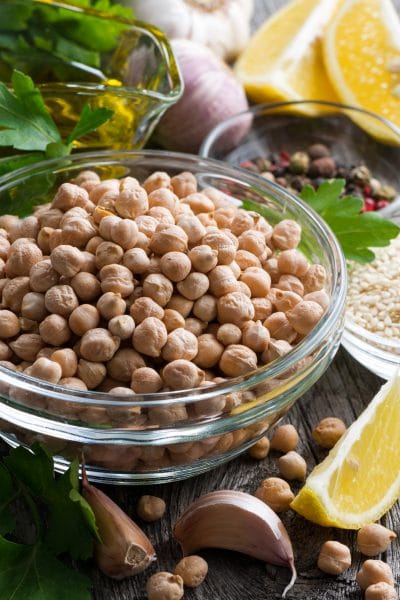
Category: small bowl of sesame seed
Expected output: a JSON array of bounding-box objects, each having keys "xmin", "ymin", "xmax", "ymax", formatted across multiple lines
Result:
[{"xmin": 342, "ymin": 234, "xmax": 400, "ymax": 380}]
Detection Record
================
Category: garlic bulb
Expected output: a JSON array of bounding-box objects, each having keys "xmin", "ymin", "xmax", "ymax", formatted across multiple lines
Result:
[
  {"xmin": 128, "ymin": 0, "xmax": 253, "ymax": 62},
  {"xmin": 156, "ymin": 39, "xmax": 250, "ymax": 153}
]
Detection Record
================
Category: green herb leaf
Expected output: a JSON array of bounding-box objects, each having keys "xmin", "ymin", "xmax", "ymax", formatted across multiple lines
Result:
[
  {"xmin": 0, "ymin": 70, "xmax": 61, "ymax": 151},
  {"xmin": 0, "ymin": 465, "xmax": 16, "ymax": 536},
  {"xmin": 5, "ymin": 443, "xmax": 54, "ymax": 497},
  {"xmin": 66, "ymin": 104, "xmax": 114, "ymax": 145},
  {"xmin": 0, "ymin": 152, "xmax": 45, "ymax": 176},
  {"xmin": 299, "ymin": 179, "xmax": 400, "ymax": 262},
  {"xmin": 0, "ymin": 538, "xmax": 91, "ymax": 600}
]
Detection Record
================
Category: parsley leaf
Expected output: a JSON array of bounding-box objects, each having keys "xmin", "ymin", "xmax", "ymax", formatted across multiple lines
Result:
[
  {"xmin": 0, "ymin": 465, "xmax": 16, "ymax": 536},
  {"xmin": 66, "ymin": 104, "xmax": 113, "ymax": 145},
  {"xmin": 0, "ymin": 539, "xmax": 91, "ymax": 600},
  {"xmin": 299, "ymin": 180, "xmax": 400, "ymax": 262}
]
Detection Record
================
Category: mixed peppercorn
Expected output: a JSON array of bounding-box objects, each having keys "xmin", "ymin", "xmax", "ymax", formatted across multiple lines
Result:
[{"xmin": 240, "ymin": 143, "xmax": 397, "ymax": 212}]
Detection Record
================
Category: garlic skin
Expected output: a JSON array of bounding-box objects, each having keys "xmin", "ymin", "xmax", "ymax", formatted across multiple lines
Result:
[
  {"xmin": 82, "ymin": 472, "xmax": 156, "ymax": 579},
  {"xmin": 174, "ymin": 490, "xmax": 296, "ymax": 598},
  {"xmin": 156, "ymin": 39, "xmax": 250, "ymax": 153},
  {"xmin": 128, "ymin": 0, "xmax": 253, "ymax": 62}
]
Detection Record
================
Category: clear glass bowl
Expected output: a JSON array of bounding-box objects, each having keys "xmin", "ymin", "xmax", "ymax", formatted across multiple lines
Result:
[
  {"xmin": 0, "ymin": 150, "xmax": 346, "ymax": 484},
  {"xmin": 201, "ymin": 100, "xmax": 400, "ymax": 382},
  {"xmin": 3, "ymin": 0, "xmax": 183, "ymax": 150}
]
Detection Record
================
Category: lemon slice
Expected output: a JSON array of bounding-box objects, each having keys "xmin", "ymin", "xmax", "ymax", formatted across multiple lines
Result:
[
  {"xmin": 291, "ymin": 371, "xmax": 400, "ymax": 528},
  {"xmin": 234, "ymin": 0, "xmax": 340, "ymax": 111},
  {"xmin": 323, "ymin": 0, "xmax": 400, "ymax": 142}
]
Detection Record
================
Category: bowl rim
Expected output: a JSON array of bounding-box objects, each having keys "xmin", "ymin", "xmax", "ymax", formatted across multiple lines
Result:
[
  {"xmin": 0, "ymin": 149, "xmax": 347, "ymax": 408},
  {"xmin": 11, "ymin": 0, "xmax": 183, "ymax": 104},
  {"xmin": 199, "ymin": 99, "xmax": 400, "ymax": 157}
]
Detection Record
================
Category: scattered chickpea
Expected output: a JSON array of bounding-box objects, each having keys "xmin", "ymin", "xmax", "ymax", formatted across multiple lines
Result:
[
  {"xmin": 194, "ymin": 334, "xmax": 224, "ymax": 369},
  {"xmin": 0, "ymin": 309, "xmax": 21, "ymax": 338},
  {"xmin": 69, "ymin": 304, "xmax": 100, "ymax": 336},
  {"xmin": 39, "ymin": 314, "xmax": 71, "ymax": 346},
  {"xmin": 80, "ymin": 328, "xmax": 119, "ymax": 362},
  {"xmin": 26, "ymin": 357, "xmax": 62, "ymax": 384},
  {"xmin": 162, "ymin": 359, "xmax": 204, "ymax": 390},
  {"xmin": 131, "ymin": 367, "xmax": 163, "ymax": 393},
  {"xmin": 357, "ymin": 560, "xmax": 395, "ymax": 590},
  {"xmin": 143, "ymin": 273, "xmax": 174, "ymax": 306},
  {"xmin": 45, "ymin": 285, "xmax": 79, "ymax": 317},
  {"xmin": 357, "ymin": 524, "xmax": 397, "ymax": 557},
  {"xmin": 160, "ymin": 251, "xmax": 191, "ymax": 282},
  {"xmin": 271, "ymin": 220, "xmax": 301, "ymax": 250},
  {"xmin": 255, "ymin": 477, "xmax": 295, "ymax": 512},
  {"xmin": 270, "ymin": 424, "xmax": 299, "ymax": 452},
  {"xmin": 241, "ymin": 321, "xmax": 270, "ymax": 353},
  {"xmin": 240, "ymin": 267, "xmax": 271, "ymax": 297},
  {"xmin": 162, "ymin": 328, "xmax": 198, "ymax": 362},
  {"xmin": 317, "ymin": 541, "xmax": 352, "ymax": 575},
  {"xmin": 188, "ymin": 245, "xmax": 218, "ymax": 273},
  {"xmin": 133, "ymin": 317, "xmax": 168, "ymax": 357},
  {"xmin": 219, "ymin": 344, "xmax": 258, "ymax": 377},
  {"xmin": 108, "ymin": 315, "xmax": 135, "ymax": 339},
  {"xmin": 51, "ymin": 348, "xmax": 78, "ymax": 378},
  {"xmin": 122, "ymin": 247, "xmax": 150, "ymax": 274},
  {"xmin": 50, "ymin": 245, "xmax": 82, "ymax": 277},
  {"xmin": 163, "ymin": 309, "xmax": 185, "ymax": 332},
  {"xmin": 286, "ymin": 300, "xmax": 324, "ymax": 335},
  {"xmin": 177, "ymin": 272, "xmax": 209, "ymax": 301},
  {"xmin": 312, "ymin": 417, "xmax": 347, "ymax": 449},
  {"xmin": 278, "ymin": 451, "xmax": 307, "ymax": 480},
  {"xmin": 96, "ymin": 292, "xmax": 126, "ymax": 320},
  {"xmin": 130, "ymin": 297, "xmax": 164, "ymax": 323},
  {"xmin": 365, "ymin": 582, "xmax": 397, "ymax": 600},
  {"xmin": 184, "ymin": 317, "xmax": 206, "ymax": 337},
  {"xmin": 217, "ymin": 323, "xmax": 242, "ymax": 346},
  {"xmin": 217, "ymin": 292, "xmax": 255, "ymax": 326},
  {"xmin": 248, "ymin": 436, "xmax": 270, "ymax": 459},
  {"xmin": 146, "ymin": 571, "xmax": 184, "ymax": 600},
  {"xmin": 71, "ymin": 272, "xmax": 101, "ymax": 302},
  {"xmin": 10, "ymin": 333, "xmax": 44, "ymax": 362},
  {"xmin": 137, "ymin": 495, "xmax": 166, "ymax": 522},
  {"xmin": 174, "ymin": 556, "xmax": 208, "ymax": 588},
  {"xmin": 77, "ymin": 359, "xmax": 107, "ymax": 389}
]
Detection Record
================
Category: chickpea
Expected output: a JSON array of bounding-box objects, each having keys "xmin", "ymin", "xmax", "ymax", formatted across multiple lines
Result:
[
  {"xmin": 241, "ymin": 321, "xmax": 270, "ymax": 353},
  {"xmin": 0, "ymin": 309, "xmax": 20, "ymax": 338},
  {"xmin": 251, "ymin": 297, "xmax": 273, "ymax": 322},
  {"xmin": 219, "ymin": 344, "xmax": 258, "ymax": 377},
  {"xmin": 166, "ymin": 294, "xmax": 194, "ymax": 318},
  {"xmin": 148, "ymin": 187, "xmax": 177, "ymax": 212},
  {"xmin": 271, "ymin": 219, "xmax": 301, "ymax": 250},
  {"xmin": 80, "ymin": 328, "xmax": 120, "ymax": 362},
  {"xmin": 162, "ymin": 359, "xmax": 204, "ymax": 390},
  {"xmin": 235, "ymin": 249, "xmax": 260, "ymax": 271},
  {"xmin": 201, "ymin": 230, "xmax": 236, "ymax": 265},
  {"xmin": 72, "ymin": 169, "xmax": 100, "ymax": 188},
  {"xmin": 150, "ymin": 225, "xmax": 188, "ymax": 255},
  {"xmin": 143, "ymin": 273, "xmax": 174, "ymax": 306},
  {"xmin": 45, "ymin": 285, "xmax": 79, "ymax": 317},
  {"xmin": 131, "ymin": 367, "xmax": 163, "ymax": 394},
  {"xmin": 39, "ymin": 314, "xmax": 71, "ymax": 346},
  {"xmin": 6, "ymin": 241, "xmax": 42, "ymax": 277},
  {"xmin": 145, "ymin": 209, "xmax": 174, "ymax": 228},
  {"xmin": 171, "ymin": 171, "xmax": 197, "ymax": 197},
  {"xmin": 270, "ymin": 424, "xmax": 299, "ymax": 452},
  {"xmin": 174, "ymin": 556, "xmax": 208, "ymax": 588},
  {"xmin": 271, "ymin": 290, "xmax": 302, "ymax": 313},
  {"xmin": 10, "ymin": 333, "xmax": 44, "ymax": 362},
  {"xmin": 357, "ymin": 525, "xmax": 397, "ymax": 557},
  {"xmin": 264, "ymin": 257, "xmax": 280, "ymax": 283},
  {"xmin": 146, "ymin": 572, "xmax": 184, "ymax": 600},
  {"xmin": 278, "ymin": 451, "xmax": 307, "ymax": 480},
  {"xmin": 61, "ymin": 217, "xmax": 97, "ymax": 248},
  {"xmin": 77, "ymin": 359, "xmax": 106, "ymax": 389},
  {"xmin": 109, "ymin": 219, "xmax": 138, "ymax": 250},
  {"xmin": 365, "ymin": 582, "xmax": 397, "ymax": 600},
  {"xmin": 301, "ymin": 263, "xmax": 327, "ymax": 293},
  {"xmin": 51, "ymin": 348, "xmax": 78, "ymax": 378},
  {"xmin": 238, "ymin": 229, "xmax": 266, "ymax": 257},
  {"xmin": 98, "ymin": 215, "xmax": 121, "ymax": 240},
  {"xmin": 208, "ymin": 265, "xmax": 238, "ymax": 297},
  {"xmin": 99, "ymin": 264, "xmax": 134, "ymax": 297},
  {"xmin": 107, "ymin": 348, "xmax": 146, "ymax": 383},
  {"xmin": 217, "ymin": 292, "xmax": 255, "ymax": 326},
  {"xmin": 177, "ymin": 272, "xmax": 209, "ymax": 301},
  {"xmin": 303, "ymin": 290, "xmax": 330, "ymax": 311},
  {"xmin": 71, "ymin": 272, "xmax": 101, "ymax": 302},
  {"xmin": 255, "ymin": 477, "xmax": 294, "ymax": 512},
  {"xmin": 122, "ymin": 247, "xmax": 150, "ymax": 274},
  {"xmin": 162, "ymin": 328, "xmax": 198, "ymax": 362},
  {"xmin": 184, "ymin": 317, "xmax": 206, "ymax": 337},
  {"xmin": 52, "ymin": 182, "xmax": 90, "ymax": 211},
  {"xmin": 3, "ymin": 277, "xmax": 30, "ymax": 312},
  {"xmin": 312, "ymin": 417, "xmax": 346, "ymax": 449},
  {"xmin": 317, "ymin": 541, "xmax": 352, "ymax": 575},
  {"xmin": 278, "ymin": 249, "xmax": 310, "ymax": 278},
  {"xmin": 130, "ymin": 296, "xmax": 164, "ymax": 323},
  {"xmin": 262, "ymin": 339, "xmax": 293, "ymax": 364},
  {"xmin": 137, "ymin": 495, "xmax": 166, "ymax": 522},
  {"xmin": 90, "ymin": 179, "xmax": 119, "ymax": 206},
  {"xmin": 275, "ymin": 274, "xmax": 305, "ymax": 296},
  {"xmin": 230, "ymin": 209, "xmax": 254, "ymax": 236},
  {"xmin": 133, "ymin": 317, "xmax": 167, "ymax": 357},
  {"xmin": 163, "ymin": 309, "xmax": 185, "ymax": 332},
  {"xmin": 146, "ymin": 256, "xmax": 162, "ymax": 275},
  {"xmin": 25, "ymin": 357, "xmax": 62, "ymax": 384},
  {"xmin": 217, "ymin": 323, "xmax": 242, "ymax": 346},
  {"xmin": 60, "ymin": 207, "xmax": 89, "ymax": 227},
  {"xmin": 240, "ymin": 267, "xmax": 271, "ymax": 297},
  {"xmin": 143, "ymin": 171, "xmax": 171, "ymax": 194},
  {"xmin": 48, "ymin": 228, "xmax": 62, "ymax": 251},
  {"xmin": 286, "ymin": 300, "xmax": 324, "ymax": 335},
  {"xmin": 69, "ymin": 304, "xmax": 100, "ymax": 336},
  {"xmin": 194, "ymin": 334, "xmax": 224, "ymax": 368},
  {"xmin": 95, "ymin": 241, "xmax": 124, "ymax": 269},
  {"xmin": 96, "ymin": 292, "xmax": 126, "ymax": 320},
  {"xmin": 50, "ymin": 245, "xmax": 83, "ymax": 278},
  {"xmin": 248, "ymin": 436, "xmax": 270, "ymax": 459},
  {"xmin": 159, "ymin": 251, "xmax": 191, "ymax": 283},
  {"xmin": 115, "ymin": 186, "xmax": 148, "ymax": 218},
  {"xmin": 119, "ymin": 176, "xmax": 141, "ymax": 193},
  {"xmin": 193, "ymin": 294, "xmax": 217, "ymax": 322},
  {"xmin": 108, "ymin": 315, "xmax": 135, "ymax": 340},
  {"xmin": 264, "ymin": 312, "xmax": 297, "ymax": 343},
  {"xmin": 357, "ymin": 561, "xmax": 395, "ymax": 590},
  {"xmin": 177, "ymin": 215, "xmax": 206, "ymax": 244},
  {"xmin": 21, "ymin": 292, "xmax": 47, "ymax": 322},
  {"xmin": 79, "ymin": 251, "xmax": 96, "ymax": 274},
  {"xmin": 0, "ymin": 215, "xmax": 18, "ymax": 233}
]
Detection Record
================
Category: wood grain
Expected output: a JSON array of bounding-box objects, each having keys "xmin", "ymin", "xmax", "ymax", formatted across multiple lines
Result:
[{"xmin": 1, "ymin": 0, "xmax": 400, "ymax": 599}]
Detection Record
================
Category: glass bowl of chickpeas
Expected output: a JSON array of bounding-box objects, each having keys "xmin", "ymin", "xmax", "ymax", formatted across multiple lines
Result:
[{"xmin": 0, "ymin": 150, "xmax": 346, "ymax": 484}]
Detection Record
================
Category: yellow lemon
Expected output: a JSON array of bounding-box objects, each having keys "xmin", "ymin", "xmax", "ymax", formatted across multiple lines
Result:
[
  {"xmin": 234, "ymin": 0, "xmax": 340, "ymax": 111},
  {"xmin": 323, "ymin": 0, "xmax": 400, "ymax": 142},
  {"xmin": 291, "ymin": 371, "xmax": 400, "ymax": 528}
]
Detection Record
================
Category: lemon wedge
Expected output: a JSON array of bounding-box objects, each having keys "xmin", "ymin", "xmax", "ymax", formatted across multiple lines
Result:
[
  {"xmin": 323, "ymin": 0, "xmax": 400, "ymax": 142},
  {"xmin": 234, "ymin": 0, "xmax": 340, "ymax": 111},
  {"xmin": 291, "ymin": 371, "xmax": 400, "ymax": 528}
]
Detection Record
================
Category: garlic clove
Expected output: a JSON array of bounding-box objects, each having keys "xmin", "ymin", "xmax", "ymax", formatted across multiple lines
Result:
[
  {"xmin": 82, "ymin": 470, "xmax": 156, "ymax": 579},
  {"xmin": 174, "ymin": 490, "xmax": 296, "ymax": 598}
]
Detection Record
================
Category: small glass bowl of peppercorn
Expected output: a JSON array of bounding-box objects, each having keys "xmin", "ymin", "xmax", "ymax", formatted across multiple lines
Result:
[{"xmin": 200, "ymin": 100, "xmax": 400, "ymax": 213}]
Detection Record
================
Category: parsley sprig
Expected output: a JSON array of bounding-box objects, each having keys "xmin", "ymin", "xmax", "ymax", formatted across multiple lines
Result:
[{"xmin": 0, "ymin": 443, "xmax": 99, "ymax": 600}]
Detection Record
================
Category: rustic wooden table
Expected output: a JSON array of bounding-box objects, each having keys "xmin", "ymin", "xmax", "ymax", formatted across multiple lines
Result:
[{"xmin": 2, "ymin": 1, "xmax": 400, "ymax": 599}]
